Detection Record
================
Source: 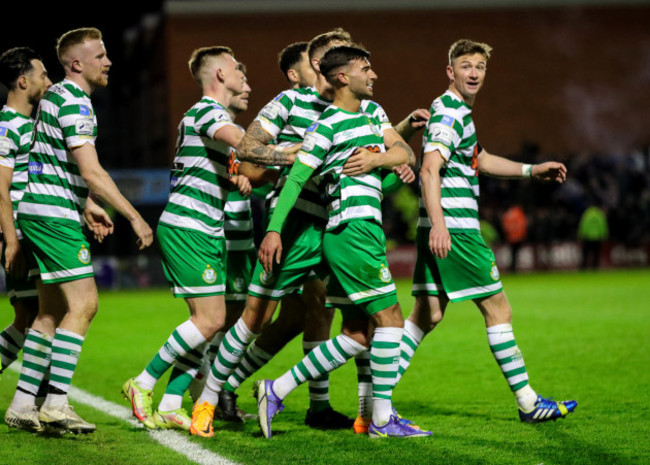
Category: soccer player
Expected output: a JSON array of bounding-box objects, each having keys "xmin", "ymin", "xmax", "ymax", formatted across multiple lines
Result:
[
  {"xmin": 278, "ymin": 41, "xmax": 317, "ymax": 89},
  {"xmin": 185, "ymin": 67, "xmax": 273, "ymax": 421},
  {"xmin": 121, "ymin": 46, "xmax": 258, "ymax": 432},
  {"xmin": 215, "ymin": 37, "xmax": 349, "ymax": 429},
  {"xmin": 397, "ymin": 38, "xmax": 577, "ymax": 423},
  {"xmin": 5, "ymin": 27, "xmax": 153, "ymax": 434},
  {"xmin": 188, "ymin": 30, "xmax": 356, "ymax": 438},
  {"xmin": 255, "ymin": 45, "xmax": 431, "ymax": 439},
  {"xmin": 0, "ymin": 47, "xmax": 51, "ymax": 379}
]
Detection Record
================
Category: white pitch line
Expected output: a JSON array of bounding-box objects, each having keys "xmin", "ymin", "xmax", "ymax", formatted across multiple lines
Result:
[{"xmin": 7, "ymin": 365, "xmax": 239, "ymax": 465}]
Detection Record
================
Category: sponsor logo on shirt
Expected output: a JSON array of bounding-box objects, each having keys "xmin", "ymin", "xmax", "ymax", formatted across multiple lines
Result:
[
  {"xmin": 441, "ymin": 115, "xmax": 455, "ymax": 127},
  {"xmin": 28, "ymin": 161, "xmax": 43, "ymax": 174},
  {"xmin": 0, "ymin": 126, "xmax": 10, "ymax": 156},
  {"xmin": 260, "ymin": 99, "xmax": 283, "ymax": 120},
  {"xmin": 75, "ymin": 118, "xmax": 94, "ymax": 135}
]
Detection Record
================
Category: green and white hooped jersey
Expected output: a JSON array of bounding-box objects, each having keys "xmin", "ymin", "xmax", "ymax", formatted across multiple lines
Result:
[
  {"xmin": 159, "ymin": 97, "xmax": 236, "ymax": 237},
  {"xmin": 256, "ymin": 86, "xmax": 330, "ymax": 225},
  {"xmin": 17, "ymin": 80, "xmax": 97, "ymax": 225},
  {"xmin": 419, "ymin": 90, "xmax": 481, "ymax": 234},
  {"xmin": 298, "ymin": 104, "xmax": 386, "ymax": 231},
  {"xmin": 0, "ymin": 106, "xmax": 34, "ymax": 238},
  {"xmin": 256, "ymin": 87, "xmax": 391, "ymax": 226},
  {"xmin": 224, "ymin": 189, "xmax": 254, "ymax": 252}
]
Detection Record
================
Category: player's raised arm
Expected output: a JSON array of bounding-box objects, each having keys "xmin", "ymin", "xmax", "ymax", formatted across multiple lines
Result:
[{"xmin": 477, "ymin": 148, "xmax": 567, "ymax": 183}]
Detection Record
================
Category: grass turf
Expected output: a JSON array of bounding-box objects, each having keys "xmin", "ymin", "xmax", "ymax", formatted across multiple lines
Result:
[{"xmin": 1, "ymin": 269, "xmax": 648, "ymax": 464}]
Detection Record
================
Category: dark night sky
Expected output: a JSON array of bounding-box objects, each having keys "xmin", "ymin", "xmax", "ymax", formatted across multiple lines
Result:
[{"xmin": 0, "ymin": 3, "xmax": 164, "ymax": 102}]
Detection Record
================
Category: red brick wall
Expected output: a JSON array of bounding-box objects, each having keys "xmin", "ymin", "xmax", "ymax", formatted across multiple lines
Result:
[{"xmin": 163, "ymin": 6, "xmax": 650, "ymax": 162}]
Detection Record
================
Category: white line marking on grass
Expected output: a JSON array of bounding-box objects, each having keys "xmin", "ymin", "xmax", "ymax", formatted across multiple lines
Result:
[{"xmin": 7, "ymin": 366, "xmax": 239, "ymax": 465}]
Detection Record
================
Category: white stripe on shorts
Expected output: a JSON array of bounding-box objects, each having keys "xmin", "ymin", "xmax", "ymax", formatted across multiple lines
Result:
[
  {"xmin": 447, "ymin": 281, "xmax": 502, "ymax": 301},
  {"xmin": 41, "ymin": 265, "xmax": 93, "ymax": 281}
]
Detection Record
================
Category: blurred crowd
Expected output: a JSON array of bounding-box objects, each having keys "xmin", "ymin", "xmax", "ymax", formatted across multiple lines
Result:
[{"xmin": 384, "ymin": 144, "xmax": 650, "ymax": 247}]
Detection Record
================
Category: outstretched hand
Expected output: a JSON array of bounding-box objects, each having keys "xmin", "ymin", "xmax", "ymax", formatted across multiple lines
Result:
[{"xmin": 533, "ymin": 162, "xmax": 567, "ymax": 183}]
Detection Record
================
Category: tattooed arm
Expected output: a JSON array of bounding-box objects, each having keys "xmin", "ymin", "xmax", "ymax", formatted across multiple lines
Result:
[{"xmin": 236, "ymin": 120, "xmax": 299, "ymax": 166}]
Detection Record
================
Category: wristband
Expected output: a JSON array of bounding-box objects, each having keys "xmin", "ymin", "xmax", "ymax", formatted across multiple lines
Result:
[{"xmin": 521, "ymin": 164, "xmax": 533, "ymax": 178}]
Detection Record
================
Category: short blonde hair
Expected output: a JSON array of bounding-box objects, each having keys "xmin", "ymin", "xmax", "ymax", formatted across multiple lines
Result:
[
  {"xmin": 56, "ymin": 27, "xmax": 103, "ymax": 65},
  {"xmin": 448, "ymin": 39, "xmax": 492, "ymax": 65},
  {"xmin": 188, "ymin": 46, "xmax": 234, "ymax": 83}
]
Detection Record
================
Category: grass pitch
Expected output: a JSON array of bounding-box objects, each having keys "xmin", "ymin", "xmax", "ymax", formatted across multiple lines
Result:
[{"xmin": 1, "ymin": 269, "xmax": 649, "ymax": 464}]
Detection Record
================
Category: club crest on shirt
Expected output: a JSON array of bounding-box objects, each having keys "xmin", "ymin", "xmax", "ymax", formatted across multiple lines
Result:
[
  {"xmin": 78, "ymin": 245, "xmax": 91, "ymax": 264},
  {"xmin": 202, "ymin": 264, "xmax": 217, "ymax": 284},
  {"xmin": 490, "ymin": 262, "xmax": 500, "ymax": 281}
]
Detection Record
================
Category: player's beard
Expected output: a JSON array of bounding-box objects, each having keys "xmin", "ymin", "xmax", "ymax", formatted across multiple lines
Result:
[{"xmin": 88, "ymin": 70, "xmax": 109, "ymax": 89}]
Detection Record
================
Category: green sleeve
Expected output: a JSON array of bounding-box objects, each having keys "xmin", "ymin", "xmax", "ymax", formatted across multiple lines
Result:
[
  {"xmin": 381, "ymin": 171, "xmax": 404, "ymax": 195},
  {"xmin": 266, "ymin": 161, "xmax": 315, "ymax": 233}
]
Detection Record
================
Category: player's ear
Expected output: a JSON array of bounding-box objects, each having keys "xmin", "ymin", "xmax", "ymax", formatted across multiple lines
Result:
[
  {"xmin": 17, "ymin": 74, "xmax": 29, "ymax": 90},
  {"xmin": 311, "ymin": 58, "xmax": 321, "ymax": 73},
  {"xmin": 216, "ymin": 67, "xmax": 225, "ymax": 83},
  {"xmin": 71, "ymin": 59, "xmax": 82, "ymax": 74},
  {"xmin": 446, "ymin": 64, "xmax": 454, "ymax": 81},
  {"xmin": 287, "ymin": 68, "xmax": 298, "ymax": 85}
]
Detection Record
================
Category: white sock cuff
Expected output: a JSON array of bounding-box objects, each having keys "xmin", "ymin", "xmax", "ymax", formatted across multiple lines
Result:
[
  {"xmin": 373, "ymin": 326, "xmax": 403, "ymax": 344},
  {"xmin": 403, "ymin": 320, "xmax": 424, "ymax": 344},
  {"xmin": 336, "ymin": 334, "xmax": 368, "ymax": 356},
  {"xmin": 176, "ymin": 320, "xmax": 207, "ymax": 348},
  {"xmin": 234, "ymin": 318, "xmax": 257, "ymax": 342},
  {"xmin": 55, "ymin": 328, "xmax": 84, "ymax": 344},
  {"xmin": 486, "ymin": 323, "xmax": 513, "ymax": 334},
  {"xmin": 27, "ymin": 329, "xmax": 53, "ymax": 343}
]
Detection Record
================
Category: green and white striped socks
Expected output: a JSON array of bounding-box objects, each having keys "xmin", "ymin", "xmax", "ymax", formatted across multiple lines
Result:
[
  {"xmin": 354, "ymin": 349, "xmax": 372, "ymax": 419},
  {"xmin": 0, "ymin": 324, "xmax": 25, "ymax": 373},
  {"xmin": 136, "ymin": 320, "xmax": 206, "ymax": 391},
  {"xmin": 223, "ymin": 340, "xmax": 272, "ymax": 393},
  {"xmin": 371, "ymin": 327, "xmax": 403, "ymax": 426},
  {"xmin": 303, "ymin": 340, "xmax": 331, "ymax": 412},
  {"xmin": 46, "ymin": 328, "xmax": 85, "ymax": 407},
  {"xmin": 272, "ymin": 334, "xmax": 366, "ymax": 400},
  {"xmin": 487, "ymin": 323, "xmax": 537, "ymax": 410},
  {"xmin": 10, "ymin": 329, "xmax": 52, "ymax": 410},
  {"xmin": 395, "ymin": 320, "xmax": 424, "ymax": 384},
  {"xmin": 201, "ymin": 318, "xmax": 257, "ymax": 405}
]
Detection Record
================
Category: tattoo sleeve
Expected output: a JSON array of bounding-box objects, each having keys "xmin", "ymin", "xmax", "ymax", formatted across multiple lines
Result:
[{"xmin": 236, "ymin": 121, "xmax": 296, "ymax": 166}]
